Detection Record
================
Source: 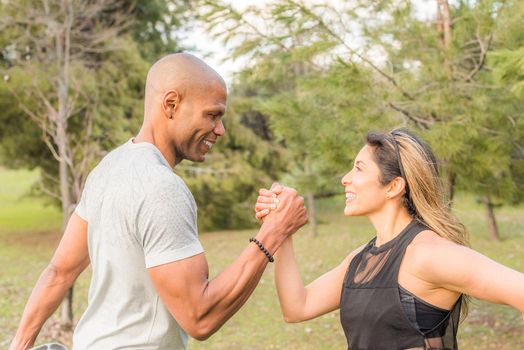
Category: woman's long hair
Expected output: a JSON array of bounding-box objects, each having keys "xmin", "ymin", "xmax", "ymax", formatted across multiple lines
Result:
[{"xmin": 366, "ymin": 128, "xmax": 470, "ymax": 317}]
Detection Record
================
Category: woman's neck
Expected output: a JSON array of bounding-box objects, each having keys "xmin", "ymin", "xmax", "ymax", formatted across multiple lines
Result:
[{"xmin": 368, "ymin": 206, "xmax": 413, "ymax": 247}]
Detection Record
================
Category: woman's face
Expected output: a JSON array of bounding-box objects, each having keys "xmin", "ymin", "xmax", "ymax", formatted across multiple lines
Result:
[{"xmin": 340, "ymin": 144, "xmax": 389, "ymax": 217}]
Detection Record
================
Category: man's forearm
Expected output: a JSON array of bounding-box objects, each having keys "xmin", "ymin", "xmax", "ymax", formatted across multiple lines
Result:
[
  {"xmin": 194, "ymin": 223, "xmax": 287, "ymax": 338},
  {"xmin": 10, "ymin": 264, "xmax": 74, "ymax": 349}
]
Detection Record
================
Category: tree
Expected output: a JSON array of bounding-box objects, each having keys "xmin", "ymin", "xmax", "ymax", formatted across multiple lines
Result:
[
  {"xmin": 177, "ymin": 94, "xmax": 289, "ymax": 231},
  {"xmin": 198, "ymin": 0, "xmax": 524, "ymax": 240},
  {"xmin": 197, "ymin": 0, "xmax": 391, "ymax": 236},
  {"xmin": 0, "ymin": 0, "xmax": 190, "ymax": 329}
]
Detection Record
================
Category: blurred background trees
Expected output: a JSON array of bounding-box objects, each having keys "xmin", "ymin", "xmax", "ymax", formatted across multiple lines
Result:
[
  {"xmin": 1, "ymin": 0, "xmax": 523, "ymax": 325},
  {"xmin": 0, "ymin": 0, "xmax": 190, "ymax": 328},
  {"xmin": 196, "ymin": 0, "xmax": 524, "ymax": 238}
]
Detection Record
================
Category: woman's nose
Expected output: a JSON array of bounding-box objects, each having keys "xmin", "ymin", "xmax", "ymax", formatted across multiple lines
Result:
[{"xmin": 341, "ymin": 170, "xmax": 352, "ymax": 186}]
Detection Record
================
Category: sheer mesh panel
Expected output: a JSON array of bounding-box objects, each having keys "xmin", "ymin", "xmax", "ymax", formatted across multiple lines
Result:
[{"xmin": 353, "ymin": 248, "xmax": 393, "ymax": 284}]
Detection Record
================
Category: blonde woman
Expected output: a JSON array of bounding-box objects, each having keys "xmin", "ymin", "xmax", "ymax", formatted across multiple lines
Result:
[{"xmin": 255, "ymin": 129, "xmax": 524, "ymax": 350}]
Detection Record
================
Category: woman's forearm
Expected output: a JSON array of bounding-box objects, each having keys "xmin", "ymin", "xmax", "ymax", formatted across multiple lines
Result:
[{"xmin": 274, "ymin": 237, "xmax": 308, "ymax": 322}]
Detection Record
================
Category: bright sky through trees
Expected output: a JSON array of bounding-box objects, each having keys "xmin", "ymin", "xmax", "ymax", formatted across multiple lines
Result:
[{"xmin": 183, "ymin": 0, "xmax": 437, "ymax": 82}]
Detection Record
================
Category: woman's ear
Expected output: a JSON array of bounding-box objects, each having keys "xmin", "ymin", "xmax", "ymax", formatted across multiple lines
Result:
[
  {"xmin": 162, "ymin": 90, "xmax": 180, "ymax": 119},
  {"xmin": 386, "ymin": 177, "xmax": 407, "ymax": 199}
]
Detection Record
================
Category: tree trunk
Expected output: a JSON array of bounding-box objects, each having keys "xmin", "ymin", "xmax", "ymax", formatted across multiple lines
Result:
[
  {"xmin": 57, "ymin": 92, "xmax": 75, "ymax": 329},
  {"xmin": 436, "ymin": 0, "xmax": 453, "ymax": 76},
  {"xmin": 58, "ymin": 129, "xmax": 74, "ymax": 329},
  {"xmin": 60, "ymin": 286, "xmax": 74, "ymax": 330},
  {"xmin": 306, "ymin": 191, "xmax": 317, "ymax": 237},
  {"xmin": 57, "ymin": 0, "xmax": 75, "ymax": 329},
  {"xmin": 436, "ymin": 0, "xmax": 452, "ymax": 48},
  {"xmin": 446, "ymin": 171, "xmax": 456, "ymax": 206},
  {"xmin": 483, "ymin": 195, "xmax": 501, "ymax": 242},
  {"xmin": 304, "ymin": 156, "xmax": 318, "ymax": 237}
]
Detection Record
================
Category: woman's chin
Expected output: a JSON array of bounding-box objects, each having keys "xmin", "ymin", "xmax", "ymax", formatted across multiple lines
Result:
[{"xmin": 344, "ymin": 205, "xmax": 366, "ymax": 217}]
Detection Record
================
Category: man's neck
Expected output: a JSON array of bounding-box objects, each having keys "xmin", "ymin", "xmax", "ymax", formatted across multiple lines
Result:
[{"xmin": 134, "ymin": 127, "xmax": 178, "ymax": 168}]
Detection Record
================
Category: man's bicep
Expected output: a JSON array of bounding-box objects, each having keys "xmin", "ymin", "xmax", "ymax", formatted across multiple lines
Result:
[
  {"xmin": 50, "ymin": 213, "xmax": 90, "ymax": 279},
  {"xmin": 148, "ymin": 253, "xmax": 210, "ymax": 331}
]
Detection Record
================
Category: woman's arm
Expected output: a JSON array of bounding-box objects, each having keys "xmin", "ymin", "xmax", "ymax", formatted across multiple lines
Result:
[
  {"xmin": 255, "ymin": 184, "xmax": 363, "ymax": 322},
  {"xmin": 274, "ymin": 238, "xmax": 363, "ymax": 322},
  {"xmin": 412, "ymin": 234, "xmax": 524, "ymax": 318}
]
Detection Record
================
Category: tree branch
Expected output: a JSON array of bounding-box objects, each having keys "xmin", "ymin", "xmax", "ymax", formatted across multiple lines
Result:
[
  {"xmin": 464, "ymin": 29, "xmax": 492, "ymax": 82},
  {"xmin": 387, "ymin": 102, "xmax": 433, "ymax": 130},
  {"xmin": 288, "ymin": 0, "xmax": 416, "ymax": 101}
]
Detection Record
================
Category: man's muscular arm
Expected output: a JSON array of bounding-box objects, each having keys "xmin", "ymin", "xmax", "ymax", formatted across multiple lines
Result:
[{"xmin": 148, "ymin": 187, "xmax": 307, "ymax": 340}]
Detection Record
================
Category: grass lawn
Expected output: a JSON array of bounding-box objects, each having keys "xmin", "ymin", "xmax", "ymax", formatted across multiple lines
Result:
[{"xmin": 0, "ymin": 168, "xmax": 523, "ymax": 349}]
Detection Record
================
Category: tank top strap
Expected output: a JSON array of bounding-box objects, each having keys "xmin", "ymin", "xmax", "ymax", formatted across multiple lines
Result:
[
  {"xmin": 376, "ymin": 219, "xmax": 429, "ymax": 285},
  {"xmin": 392, "ymin": 219, "xmax": 429, "ymax": 253}
]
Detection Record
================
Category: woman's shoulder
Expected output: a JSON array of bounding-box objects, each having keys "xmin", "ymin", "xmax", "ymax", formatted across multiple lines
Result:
[
  {"xmin": 405, "ymin": 229, "xmax": 470, "ymax": 276},
  {"xmin": 411, "ymin": 228, "xmax": 457, "ymax": 248},
  {"xmin": 341, "ymin": 242, "xmax": 368, "ymax": 267}
]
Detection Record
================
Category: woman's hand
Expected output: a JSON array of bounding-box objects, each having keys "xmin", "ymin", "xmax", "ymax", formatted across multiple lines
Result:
[{"xmin": 255, "ymin": 183, "xmax": 284, "ymax": 221}]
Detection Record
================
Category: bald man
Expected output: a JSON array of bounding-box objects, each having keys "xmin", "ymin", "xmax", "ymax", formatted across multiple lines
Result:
[{"xmin": 9, "ymin": 53, "xmax": 307, "ymax": 350}]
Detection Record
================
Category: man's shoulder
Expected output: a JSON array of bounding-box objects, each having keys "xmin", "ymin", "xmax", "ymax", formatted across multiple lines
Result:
[{"xmin": 142, "ymin": 167, "xmax": 193, "ymax": 201}]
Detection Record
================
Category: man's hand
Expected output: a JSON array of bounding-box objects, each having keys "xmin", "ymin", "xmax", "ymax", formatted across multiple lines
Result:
[{"xmin": 257, "ymin": 183, "xmax": 307, "ymax": 236}]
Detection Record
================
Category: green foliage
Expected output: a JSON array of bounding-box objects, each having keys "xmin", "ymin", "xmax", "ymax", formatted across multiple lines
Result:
[
  {"xmin": 2, "ymin": 0, "xmax": 523, "ymax": 230},
  {"xmin": 199, "ymin": 1, "xmax": 393, "ymax": 200},
  {"xmin": 491, "ymin": 47, "xmax": 524, "ymax": 96},
  {"xmin": 199, "ymin": 0, "xmax": 524, "ymax": 215},
  {"xmin": 119, "ymin": 0, "xmax": 192, "ymax": 60},
  {"xmin": 0, "ymin": 0, "xmax": 288, "ymax": 231},
  {"xmin": 0, "ymin": 0, "xmax": 185, "ymax": 207},
  {"xmin": 0, "ymin": 168, "xmax": 62, "ymax": 233},
  {"xmin": 180, "ymin": 98, "xmax": 289, "ymax": 231},
  {"xmin": 359, "ymin": 0, "xmax": 524, "ymax": 205}
]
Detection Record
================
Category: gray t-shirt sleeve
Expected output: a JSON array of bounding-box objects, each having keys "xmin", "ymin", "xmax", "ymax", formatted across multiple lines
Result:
[
  {"xmin": 75, "ymin": 177, "xmax": 89, "ymax": 221},
  {"xmin": 137, "ymin": 176, "xmax": 204, "ymax": 268}
]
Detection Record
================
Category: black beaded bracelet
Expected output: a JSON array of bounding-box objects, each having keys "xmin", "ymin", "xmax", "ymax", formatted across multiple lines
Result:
[{"xmin": 249, "ymin": 237, "xmax": 274, "ymax": 263}]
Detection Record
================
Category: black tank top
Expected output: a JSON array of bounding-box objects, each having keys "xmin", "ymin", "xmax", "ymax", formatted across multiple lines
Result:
[{"xmin": 340, "ymin": 220, "xmax": 462, "ymax": 350}]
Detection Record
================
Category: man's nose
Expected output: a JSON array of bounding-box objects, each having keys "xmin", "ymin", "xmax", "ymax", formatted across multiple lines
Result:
[{"xmin": 214, "ymin": 119, "xmax": 225, "ymax": 136}]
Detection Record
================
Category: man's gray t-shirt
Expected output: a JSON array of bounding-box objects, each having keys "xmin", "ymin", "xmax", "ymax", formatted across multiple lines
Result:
[{"xmin": 72, "ymin": 139, "xmax": 203, "ymax": 350}]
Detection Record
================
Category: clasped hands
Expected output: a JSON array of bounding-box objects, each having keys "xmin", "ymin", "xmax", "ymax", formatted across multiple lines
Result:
[{"xmin": 254, "ymin": 183, "xmax": 308, "ymax": 235}]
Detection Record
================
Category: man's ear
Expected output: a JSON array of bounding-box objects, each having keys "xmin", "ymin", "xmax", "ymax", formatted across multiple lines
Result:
[
  {"xmin": 162, "ymin": 90, "xmax": 180, "ymax": 119},
  {"xmin": 386, "ymin": 177, "xmax": 406, "ymax": 199}
]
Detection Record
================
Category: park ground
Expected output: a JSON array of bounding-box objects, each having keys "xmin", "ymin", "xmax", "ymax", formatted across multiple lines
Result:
[{"xmin": 0, "ymin": 168, "xmax": 523, "ymax": 349}]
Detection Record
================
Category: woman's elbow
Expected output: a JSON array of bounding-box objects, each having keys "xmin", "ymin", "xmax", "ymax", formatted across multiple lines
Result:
[{"xmin": 282, "ymin": 311, "xmax": 304, "ymax": 323}]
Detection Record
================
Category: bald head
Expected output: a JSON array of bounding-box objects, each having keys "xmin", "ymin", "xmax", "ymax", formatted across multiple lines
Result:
[
  {"xmin": 145, "ymin": 53, "xmax": 225, "ymax": 110},
  {"xmin": 136, "ymin": 53, "xmax": 227, "ymax": 166}
]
